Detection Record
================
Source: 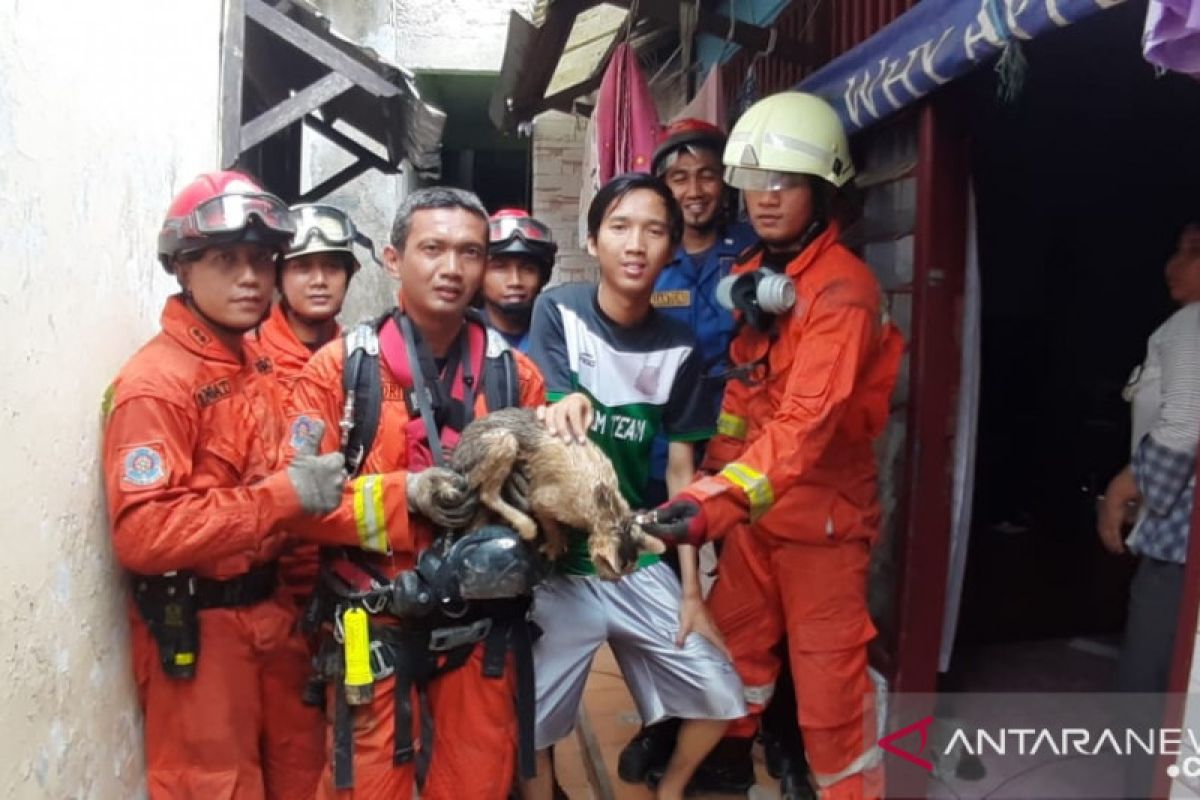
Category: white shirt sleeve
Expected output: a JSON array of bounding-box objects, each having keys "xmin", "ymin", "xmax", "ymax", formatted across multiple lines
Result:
[{"xmin": 1150, "ymin": 302, "xmax": 1200, "ymax": 454}]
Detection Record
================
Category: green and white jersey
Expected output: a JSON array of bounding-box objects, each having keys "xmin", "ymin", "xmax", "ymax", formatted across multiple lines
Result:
[{"xmin": 529, "ymin": 283, "xmax": 713, "ymax": 575}]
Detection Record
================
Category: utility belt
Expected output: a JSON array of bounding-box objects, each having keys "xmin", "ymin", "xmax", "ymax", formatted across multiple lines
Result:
[
  {"xmin": 306, "ymin": 557, "xmax": 536, "ymax": 791},
  {"xmin": 131, "ymin": 561, "xmax": 278, "ymax": 680}
]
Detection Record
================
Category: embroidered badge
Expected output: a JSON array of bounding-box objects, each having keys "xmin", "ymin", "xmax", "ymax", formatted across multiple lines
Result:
[
  {"xmin": 651, "ymin": 289, "xmax": 691, "ymax": 309},
  {"xmin": 121, "ymin": 444, "xmax": 167, "ymax": 488},
  {"xmin": 290, "ymin": 415, "xmax": 319, "ymax": 450},
  {"xmin": 194, "ymin": 379, "xmax": 232, "ymax": 408}
]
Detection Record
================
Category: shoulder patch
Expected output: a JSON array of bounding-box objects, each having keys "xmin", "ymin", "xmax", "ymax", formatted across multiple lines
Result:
[
  {"xmin": 289, "ymin": 414, "xmax": 320, "ymax": 450},
  {"xmin": 120, "ymin": 443, "xmax": 169, "ymax": 489},
  {"xmin": 194, "ymin": 379, "xmax": 232, "ymax": 408}
]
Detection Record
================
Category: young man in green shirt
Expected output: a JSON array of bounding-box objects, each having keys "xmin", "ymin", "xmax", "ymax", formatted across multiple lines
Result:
[{"xmin": 522, "ymin": 173, "xmax": 744, "ymax": 800}]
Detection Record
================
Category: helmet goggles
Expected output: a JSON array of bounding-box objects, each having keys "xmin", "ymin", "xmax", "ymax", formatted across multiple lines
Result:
[
  {"xmin": 168, "ymin": 192, "xmax": 294, "ymax": 242},
  {"xmin": 723, "ymin": 167, "xmax": 812, "ymax": 192},
  {"xmin": 289, "ymin": 204, "xmax": 356, "ymax": 252},
  {"xmin": 489, "ymin": 213, "xmax": 553, "ymax": 248}
]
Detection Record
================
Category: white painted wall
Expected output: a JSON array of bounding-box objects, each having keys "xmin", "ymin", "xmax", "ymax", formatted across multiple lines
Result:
[{"xmin": 0, "ymin": 2, "xmax": 223, "ymax": 796}]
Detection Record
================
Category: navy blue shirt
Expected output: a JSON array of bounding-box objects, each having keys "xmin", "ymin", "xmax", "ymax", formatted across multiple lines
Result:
[{"xmin": 647, "ymin": 222, "xmax": 757, "ymax": 482}]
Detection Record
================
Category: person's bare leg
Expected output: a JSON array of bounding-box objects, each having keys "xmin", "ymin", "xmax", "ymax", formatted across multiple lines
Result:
[
  {"xmin": 520, "ymin": 749, "xmax": 554, "ymax": 800},
  {"xmin": 656, "ymin": 719, "xmax": 728, "ymax": 800}
]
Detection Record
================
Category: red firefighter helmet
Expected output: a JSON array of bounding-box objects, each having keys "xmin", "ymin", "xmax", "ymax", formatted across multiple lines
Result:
[{"xmin": 157, "ymin": 170, "xmax": 295, "ymax": 273}]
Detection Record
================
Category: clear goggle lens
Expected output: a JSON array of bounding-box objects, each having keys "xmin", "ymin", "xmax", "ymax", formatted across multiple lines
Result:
[
  {"xmin": 723, "ymin": 167, "xmax": 811, "ymax": 192},
  {"xmin": 489, "ymin": 215, "xmax": 553, "ymax": 244},
  {"xmin": 289, "ymin": 204, "xmax": 356, "ymax": 249},
  {"xmin": 190, "ymin": 192, "xmax": 294, "ymax": 236}
]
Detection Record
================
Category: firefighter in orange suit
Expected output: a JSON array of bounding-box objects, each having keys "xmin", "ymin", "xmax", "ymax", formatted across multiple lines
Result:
[
  {"xmin": 281, "ymin": 187, "xmax": 590, "ymax": 799},
  {"xmin": 643, "ymin": 93, "xmax": 905, "ymax": 800},
  {"xmin": 102, "ymin": 171, "xmax": 348, "ymax": 799},
  {"xmin": 253, "ymin": 203, "xmax": 367, "ymax": 791}
]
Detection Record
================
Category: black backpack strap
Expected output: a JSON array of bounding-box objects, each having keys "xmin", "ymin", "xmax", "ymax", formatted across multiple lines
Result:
[{"xmin": 341, "ymin": 317, "xmax": 385, "ymax": 476}]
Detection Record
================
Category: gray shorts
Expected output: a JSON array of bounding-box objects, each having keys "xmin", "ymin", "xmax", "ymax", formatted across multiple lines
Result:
[{"xmin": 530, "ymin": 560, "xmax": 746, "ymax": 748}]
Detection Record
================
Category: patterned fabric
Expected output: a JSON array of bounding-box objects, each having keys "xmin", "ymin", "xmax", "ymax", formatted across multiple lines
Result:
[{"xmin": 1129, "ymin": 434, "xmax": 1196, "ymax": 564}]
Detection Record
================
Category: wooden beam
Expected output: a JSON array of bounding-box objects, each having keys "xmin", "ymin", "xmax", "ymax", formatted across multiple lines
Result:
[
  {"xmin": 505, "ymin": 0, "xmax": 600, "ymax": 123},
  {"xmin": 296, "ymin": 160, "xmax": 372, "ymax": 204},
  {"xmin": 219, "ymin": 0, "xmax": 245, "ymax": 167},
  {"xmin": 244, "ymin": 0, "xmax": 399, "ymax": 98},
  {"xmin": 240, "ymin": 72, "xmax": 353, "ymax": 152},
  {"xmin": 302, "ymin": 114, "xmax": 399, "ymax": 174}
]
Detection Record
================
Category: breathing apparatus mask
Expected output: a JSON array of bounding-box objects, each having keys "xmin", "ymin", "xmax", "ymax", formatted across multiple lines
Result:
[{"xmin": 715, "ymin": 267, "xmax": 795, "ymax": 332}]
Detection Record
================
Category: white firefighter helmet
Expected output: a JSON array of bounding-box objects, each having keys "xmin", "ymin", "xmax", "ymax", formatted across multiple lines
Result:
[{"xmin": 723, "ymin": 92, "xmax": 855, "ymax": 190}]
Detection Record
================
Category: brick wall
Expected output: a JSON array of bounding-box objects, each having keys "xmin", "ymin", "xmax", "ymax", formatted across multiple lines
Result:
[{"xmin": 531, "ymin": 110, "xmax": 593, "ymax": 284}]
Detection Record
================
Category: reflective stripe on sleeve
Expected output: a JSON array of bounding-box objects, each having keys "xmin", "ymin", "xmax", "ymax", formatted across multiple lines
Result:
[
  {"xmin": 352, "ymin": 475, "xmax": 390, "ymax": 553},
  {"xmin": 716, "ymin": 412, "xmax": 748, "ymax": 440},
  {"xmin": 719, "ymin": 462, "xmax": 775, "ymax": 521}
]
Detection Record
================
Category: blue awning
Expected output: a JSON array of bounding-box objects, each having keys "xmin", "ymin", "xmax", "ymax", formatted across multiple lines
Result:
[{"xmin": 797, "ymin": 0, "xmax": 1129, "ymax": 134}]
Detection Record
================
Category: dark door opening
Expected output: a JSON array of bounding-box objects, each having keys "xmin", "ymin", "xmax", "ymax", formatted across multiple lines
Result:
[
  {"xmin": 415, "ymin": 72, "xmax": 531, "ymax": 211},
  {"xmin": 947, "ymin": 0, "xmax": 1200, "ymax": 691}
]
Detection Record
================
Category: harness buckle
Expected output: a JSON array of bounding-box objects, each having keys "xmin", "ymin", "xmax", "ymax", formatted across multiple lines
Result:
[
  {"xmin": 428, "ymin": 618, "xmax": 492, "ymax": 652},
  {"xmin": 369, "ymin": 639, "xmax": 395, "ymax": 679}
]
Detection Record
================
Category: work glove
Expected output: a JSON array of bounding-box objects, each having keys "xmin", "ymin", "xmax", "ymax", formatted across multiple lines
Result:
[
  {"xmin": 639, "ymin": 496, "xmax": 707, "ymax": 548},
  {"xmin": 286, "ymin": 420, "xmax": 347, "ymax": 515},
  {"xmin": 407, "ymin": 467, "xmax": 479, "ymax": 530}
]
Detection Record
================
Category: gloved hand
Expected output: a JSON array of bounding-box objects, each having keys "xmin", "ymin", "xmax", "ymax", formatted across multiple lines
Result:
[
  {"xmin": 640, "ymin": 496, "xmax": 707, "ymax": 548},
  {"xmin": 286, "ymin": 420, "xmax": 347, "ymax": 515},
  {"xmin": 407, "ymin": 467, "xmax": 479, "ymax": 530}
]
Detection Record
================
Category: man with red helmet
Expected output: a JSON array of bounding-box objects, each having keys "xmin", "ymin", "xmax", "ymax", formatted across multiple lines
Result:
[
  {"xmin": 481, "ymin": 209, "xmax": 558, "ymax": 352},
  {"xmin": 102, "ymin": 170, "xmax": 347, "ymax": 798}
]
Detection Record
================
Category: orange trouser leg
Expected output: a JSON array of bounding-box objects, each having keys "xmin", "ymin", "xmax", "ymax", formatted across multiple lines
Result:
[
  {"xmin": 777, "ymin": 541, "xmax": 878, "ymax": 800},
  {"xmin": 139, "ymin": 608, "xmax": 266, "ymax": 800},
  {"xmin": 315, "ymin": 642, "xmax": 516, "ymax": 800},
  {"xmin": 421, "ymin": 645, "xmax": 517, "ymax": 800},
  {"xmin": 261, "ymin": 627, "xmax": 325, "ymax": 800},
  {"xmin": 315, "ymin": 673, "xmax": 415, "ymax": 800},
  {"xmin": 707, "ymin": 525, "xmax": 785, "ymax": 739}
]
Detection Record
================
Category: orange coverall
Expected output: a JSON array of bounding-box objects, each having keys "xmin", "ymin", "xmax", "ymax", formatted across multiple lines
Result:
[
  {"xmin": 102, "ymin": 295, "xmax": 323, "ymax": 800},
  {"xmin": 284, "ymin": 310, "xmax": 545, "ymax": 800},
  {"xmin": 253, "ymin": 301, "xmax": 341, "ymax": 792},
  {"xmin": 254, "ymin": 302, "xmax": 337, "ymax": 604},
  {"xmin": 690, "ymin": 224, "xmax": 904, "ymax": 799}
]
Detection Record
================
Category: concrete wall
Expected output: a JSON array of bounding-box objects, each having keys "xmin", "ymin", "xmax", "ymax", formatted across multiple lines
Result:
[
  {"xmin": 304, "ymin": 0, "xmax": 536, "ymax": 325},
  {"xmin": 0, "ymin": 2, "xmax": 223, "ymax": 797}
]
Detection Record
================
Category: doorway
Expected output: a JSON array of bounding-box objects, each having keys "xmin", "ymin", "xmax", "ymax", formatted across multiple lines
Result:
[{"xmin": 948, "ymin": 0, "xmax": 1200, "ymax": 692}]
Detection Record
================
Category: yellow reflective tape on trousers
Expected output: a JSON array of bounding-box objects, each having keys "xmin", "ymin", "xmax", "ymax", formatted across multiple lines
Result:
[
  {"xmin": 352, "ymin": 475, "xmax": 389, "ymax": 553},
  {"xmin": 716, "ymin": 412, "xmax": 747, "ymax": 440},
  {"xmin": 719, "ymin": 462, "xmax": 774, "ymax": 521}
]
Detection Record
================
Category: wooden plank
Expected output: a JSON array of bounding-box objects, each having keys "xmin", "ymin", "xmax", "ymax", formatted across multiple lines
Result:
[
  {"xmin": 240, "ymin": 72, "xmax": 352, "ymax": 152},
  {"xmin": 244, "ymin": 0, "xmax": 399, "ymax": 98},
  {"xmin": 302, "ymin": 114, "xmax": 398, "ymax": 174},
  {"xmin": 296, "ymin": 160, "xmax": 372, "ymax": 204},
  {"xmin": 219, "ymin": 0, "xmax": 246, "ymax": 167}
]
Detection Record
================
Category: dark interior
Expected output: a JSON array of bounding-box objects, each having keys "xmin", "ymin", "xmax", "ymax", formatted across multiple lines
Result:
[{"xmin": 952, "ymin": 0, "xmax": 1200, "ymax": 668}]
